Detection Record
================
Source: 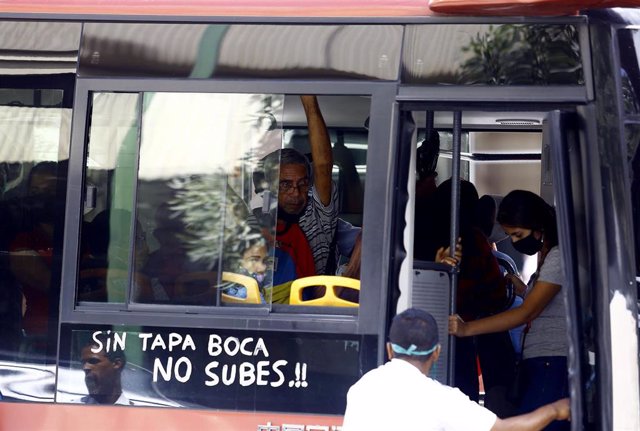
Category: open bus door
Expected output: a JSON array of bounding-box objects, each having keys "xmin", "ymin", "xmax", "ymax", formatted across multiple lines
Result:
[
  {"xmin": 394, "ymin": 102, "xmax": 640, "ymax": 431},
  {"xmin": 551, "ymin": 106, "xmax": 640, "ymax": 431}
]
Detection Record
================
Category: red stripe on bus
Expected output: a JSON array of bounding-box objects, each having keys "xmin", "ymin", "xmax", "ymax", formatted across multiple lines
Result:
[
  {"xmin": 0, "ymin": 402, "xmax": 344, "ymax": 431},
  {"xmin": 0, "ymin": 0, "xmax": 433, "ymax": 17}
]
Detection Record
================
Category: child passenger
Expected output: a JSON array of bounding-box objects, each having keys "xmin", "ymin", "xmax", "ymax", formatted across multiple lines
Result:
[{"xmin": 221, "ymin": 235, "xmax": 270, "ymax": 303}]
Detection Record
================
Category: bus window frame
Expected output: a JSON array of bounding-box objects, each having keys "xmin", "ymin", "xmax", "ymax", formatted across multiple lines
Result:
[
  {"xmin": 59, "ymin": 78, "xmax": 399, "ymax": 336},
  {"xmin": 397, "ymin": 18, "xmax": 593, "ymax": 103}
]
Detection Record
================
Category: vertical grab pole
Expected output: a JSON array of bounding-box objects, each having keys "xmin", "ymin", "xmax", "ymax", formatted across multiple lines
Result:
[
  {"xmin": 447, "ymin": 111, "xmax": 462, "ymax": 386},
  {"xmin": 425, "ymin": 110, "xmax": 434, "ymax": 136}
]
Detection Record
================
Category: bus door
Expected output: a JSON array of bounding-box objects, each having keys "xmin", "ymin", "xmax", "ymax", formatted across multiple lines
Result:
[{"xmin": 392, "ymin": 102, "xmax": 610, "ymax": 430}]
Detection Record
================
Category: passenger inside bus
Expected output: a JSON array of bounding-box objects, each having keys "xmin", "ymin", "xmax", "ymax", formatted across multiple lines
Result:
[
  {"xmin": 476, "ymin": 194, "xmax": 526, "ymax": 358},
  {"xmin": 220, "ymin": 233, "xmax": 269, "ymax": 303},
  {"xmin": 449, "ymin": 190, "xmax": 568, "ymax": 431},
  {"xmin": 415, "ymin": 129, "xmax": 440, "ymax": 202},
  {"xmin": 257, "ymin": 95, "xmax": 338, "ymax": 301},
  {"xmin": 78, "ymin": 209, "xmax": 154, "ymax": 303},
  {"xmin": 9, "ymin": 161, "xmax": 61, "ymax": 354},
  {"xmin": 0, "ymin": 168, "xmax": 28, "ymax": 360},
  {"xmin": 417, "ymin": 178, "xmax": 515, "ymax": 414}
]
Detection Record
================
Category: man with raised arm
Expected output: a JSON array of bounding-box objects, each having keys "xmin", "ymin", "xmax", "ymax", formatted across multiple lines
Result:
[
  {"xmin": 261, "ymin": 95, "xmax": 338, "ymax": 295},
  {"xmin": 342, "ymin": 308, "xmax": 570, "ymax": 431}
]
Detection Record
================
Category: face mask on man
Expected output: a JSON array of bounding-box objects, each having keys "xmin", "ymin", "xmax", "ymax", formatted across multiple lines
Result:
[{"xmin": 512, "ymin": 232, "xmax": 543, "ymax": 255}]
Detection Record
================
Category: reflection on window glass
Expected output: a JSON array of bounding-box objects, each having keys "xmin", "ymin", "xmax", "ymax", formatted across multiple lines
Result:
[
  {"xmin": 79, "ymin": 92, "xmax": 283, "ymax": 307},
  {"xmin": 625, "ymin": 124, "xmax": 640, "ymax": 278},
  {"xmin": 79, "ymin": 93, "xmax": 370, "ymax": 309},
  {"xmin": 134, "ymin": 93, "xmax": 282, "ymax": 306},
  {"xmin": 57, "ymin": 325, "xmax": 375, "ymax": 414},
  {"xmin": 80, "ymin": 23, "xmax": 402, "ymax": 81},
  {"xmin": 403, "ymin": 24, "xmax": 584, "ymax": 85},
  {"xmin": 79, "ymin": 93, "xmax": 141, "ymax": 303},
  {"xmin": 0, "ymin": 88, "xmax": 71, "ymax": 401},
  {"xmin": 618, "ymin": 29, "xmax": 640, "ymax": 116}
]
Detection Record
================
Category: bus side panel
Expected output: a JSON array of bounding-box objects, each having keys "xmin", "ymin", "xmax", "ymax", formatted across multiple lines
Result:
[{"xmin": 0, "ymin": 402, "xmax": 344, "ymax": 431}]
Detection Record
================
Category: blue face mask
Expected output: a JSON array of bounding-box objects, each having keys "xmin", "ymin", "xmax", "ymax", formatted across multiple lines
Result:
[{"xmin": 512, "ymin": 232, "xmax": 543, "ymax": 256}]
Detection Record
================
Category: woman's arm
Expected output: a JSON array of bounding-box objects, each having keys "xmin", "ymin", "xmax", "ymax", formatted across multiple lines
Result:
[{"xmin": 449, "ymin": 280, "xmax": 561, "ymax": 337}]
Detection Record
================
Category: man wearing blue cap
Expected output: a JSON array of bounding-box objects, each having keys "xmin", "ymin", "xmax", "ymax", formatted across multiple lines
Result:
[{"xmin": 342, "ymin": 308, "xmax": 570, "ymax": 431}]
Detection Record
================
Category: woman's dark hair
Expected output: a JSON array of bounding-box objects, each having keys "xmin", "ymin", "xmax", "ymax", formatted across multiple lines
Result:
[
  {"xmin": 475, "ymin": 195, "xmax": 497, "ymax": 239},
  {"xmin": 497, "ymin": 190, "xmax": 558, "ymax": 249},
  {"xmin": 421, "ymin": 178, "xmax": 479, "ymax": 259}
]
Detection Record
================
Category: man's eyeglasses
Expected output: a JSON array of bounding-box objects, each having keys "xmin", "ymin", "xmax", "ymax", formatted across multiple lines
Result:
[{"xmin": 279, "ymin": 178, "xmax": 310, "ymax": 194}]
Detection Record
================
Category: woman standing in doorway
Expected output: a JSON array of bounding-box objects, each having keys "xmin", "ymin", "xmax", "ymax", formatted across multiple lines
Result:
[{"xmin": 449, "ymin": 190, "xmax": 568, "ymax": 431}]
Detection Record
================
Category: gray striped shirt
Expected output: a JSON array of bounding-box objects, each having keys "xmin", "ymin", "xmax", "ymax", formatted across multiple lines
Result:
[{"xmin": 299, "ymin": 183, "xmax": 339, "ymax": 274}]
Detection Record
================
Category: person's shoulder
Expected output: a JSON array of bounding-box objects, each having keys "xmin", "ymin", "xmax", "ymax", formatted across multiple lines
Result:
[
  {"xmin": 547, "ymin": 246, "xmax": 561, "ymax": 259},
  {"xmin": 309, "ymin": 182, "xmax": 339, "ymax": 207},
  {"xmin": 424, "ymin": 377, "xmax": 476, "ymax": 404},
  {"xmin": 541, "ymin": 246, "xmax": 563, "ymax": 271},
  {"xmin": 348, "ymin": 362, "xmax": 392, "ymax": 391}
]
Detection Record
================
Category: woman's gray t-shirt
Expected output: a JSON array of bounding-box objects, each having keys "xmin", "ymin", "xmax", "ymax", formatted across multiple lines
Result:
[{"xmin": 523, "ymin": 246, "xmax": 568, "ymax": 359}]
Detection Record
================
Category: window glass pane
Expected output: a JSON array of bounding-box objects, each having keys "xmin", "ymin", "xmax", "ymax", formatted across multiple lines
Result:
[
  {"xmin": 79, "ymin": 93, "xmax": 369, "ymax": 311},
  {"xmin": 625, "ymin": 124, "xmax": 640, "ymax": 278},
  {"xmin": 57, "ymin": 325, "xmax": 377, "ymax": 414},
  {"xmin": 274, "ymin": 95, "xmax": 368, "ymax": 308},
  {"xmin": 0, "ymin": 89, "xmax": 71, "ymax": 401},
  {"xmin": 618, "ymin": 29, "xmax": 640, "ymax": 116},
  {"xmin": 134, "ymin": 93, "xmax": 283, "ymax": 307},
  {"xmin": 79, "ymin": 92, "xmax": 141, "ymax": 303},
  {"xmin": 79, "ymin": 24, "xmax": 402, "ymax": 81},
  {"xmin": 403, "ymin": 24, "xmax": 584, "ymax": 85},
  {"xmin": 79, "ymin": 92, "xmax": 283, "ymax": 307}
]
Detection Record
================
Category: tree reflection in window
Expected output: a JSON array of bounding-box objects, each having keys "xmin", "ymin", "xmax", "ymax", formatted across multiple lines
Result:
[{"xmin": 459, "ymin": 25, "xmax": 583, "ymax": 85}]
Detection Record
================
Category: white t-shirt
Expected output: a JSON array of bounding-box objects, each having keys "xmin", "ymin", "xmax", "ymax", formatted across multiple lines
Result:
[{"xmin": 342, "ymin": 359, "xmax": 497, "ymax": 431}]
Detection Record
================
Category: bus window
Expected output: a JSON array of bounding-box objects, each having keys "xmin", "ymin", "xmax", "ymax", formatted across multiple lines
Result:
[
  {"xmin": 55, "ymin": 324, "xmax": 373, "ymax": 413},
  {"xmin": 0, "ymin": 22, "xmax": 78, "ymax": 404},
  {"xmin": 78, "ymin": 92, "xmax": 283, "ymax": 307},
  {"xmin": 0, "ymin": 88, "xmax": 72, "ymax": 398},
  {"xmin": 624, "ymin": 123, "xmax": 640, "ymax": 293},
  {"xmin": 77, "ymin": 93, "xmax": 368, "ymax": 310},
  {"xmin": 402, "ymin": 24, "xmax": 583, "ymax": 85}
]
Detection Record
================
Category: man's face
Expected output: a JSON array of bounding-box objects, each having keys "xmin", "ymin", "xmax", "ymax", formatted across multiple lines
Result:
[
  {"xmin": 277, "ymin": 164, "xmax": 309, "ymax": 216},
  {"xmin": 81, "ymin": 345, "xmax": 121, "ymax": 398}
]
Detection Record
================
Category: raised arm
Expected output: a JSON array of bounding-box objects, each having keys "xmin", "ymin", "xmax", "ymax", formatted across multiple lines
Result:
[
  {"xmin": 300, "ymin": 95, "xmax": 332, "ymax": 206},
  {"xmin": 449, "ymin": 280, "xmax": 561, "ymax": 337}
]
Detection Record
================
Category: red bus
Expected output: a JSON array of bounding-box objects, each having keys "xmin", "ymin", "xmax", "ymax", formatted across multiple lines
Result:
[{"xmin": 0, "ymin": 1, "xmax": 638, "ymax": 430}]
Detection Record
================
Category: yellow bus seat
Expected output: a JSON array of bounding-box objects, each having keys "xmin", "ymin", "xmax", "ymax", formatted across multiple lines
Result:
[
  {"xmin": 221, "ymin": 271, "xmax": 262, "ymax": 304},
  {"xmin": 262, "ymin": 281, "xmax": 293, "ymax": 304},
  {"xmin": 289, "ymin": 275, "xmax": 360, "ymax": 307}
]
